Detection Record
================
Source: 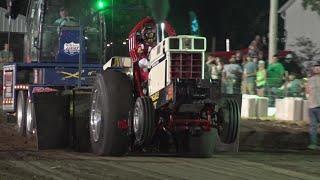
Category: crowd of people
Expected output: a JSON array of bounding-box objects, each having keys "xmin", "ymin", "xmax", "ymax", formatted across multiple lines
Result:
[
  {"xmin": 206, "ymin": 35, "xmax": 305, "ymax": 101},
  {"xmin": 206, "ymin": 35, "xmax": 320, "ymax": 150}
]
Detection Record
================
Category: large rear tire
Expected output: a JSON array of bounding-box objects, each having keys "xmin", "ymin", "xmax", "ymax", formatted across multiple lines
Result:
[
  {"xmin": 90, "ymin": 70, "xmax": 133, "ymax": 156},
  {"xmin": 217, "ymin": 99, "xmax": 240, "ymax": 144},
  {"xmin": 133, "ymin": 96, "xmax": 155, "ymax": 146},
  {"xmin": 16, "ymin": 91, "xmax": 27, "ymax": 136}
]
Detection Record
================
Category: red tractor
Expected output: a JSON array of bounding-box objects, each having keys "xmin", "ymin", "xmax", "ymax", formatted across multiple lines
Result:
[{"xmin": 89, "ymin": 17, "xmax": 241, "ymax": 157}]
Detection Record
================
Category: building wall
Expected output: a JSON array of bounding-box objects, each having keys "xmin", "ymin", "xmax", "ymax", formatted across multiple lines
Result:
[
  {"xmin": 284, "ymin": 0, "xmax": 320, "ymax": 52},
  {"xmin": 0, "ymin": 7, "xmax": 26, "ymax": 62},
  {"xmin": 0, "ymin": 7, "xmax": 27, "ymax": 33}
]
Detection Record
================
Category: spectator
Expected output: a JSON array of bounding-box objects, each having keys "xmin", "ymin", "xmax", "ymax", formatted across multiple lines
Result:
[
  {"xmin": 222, "ymin": 57, "xmax": 243, "ymax": 94},
  {"xmin": 206, "ymin": 56, "xmax": 223, "ymax": 80},
  {"xmin": 306, "ymin": 64, "xmax": 320, "ymax": 150},
  {"xmin": 266, "ymin": 55, "xmax": 285, "ymax": 105},
  {"xmin": 235, "ymin": 50, "xmax": 243, "ymax": 65},
  {"xmin": 281, "ymin": 53, "xmax": 302, "ymax": 79},
  {"xmin": 277, "ymin": 73, "xmax": 303, "ymax": 97},
  {"xmin": 241, "ymin": 54, "xmax": 248, "ymax": 67},
  {"xmin": 262, "ymin": 36, "xmax": 268, "ymax": 51},
  {"xmin": 254, "ymin": 35, "xmax": 263, "ymax": 51},
  {"xmin": 248, "ymin": 40, "xmax": 259, "ymax": 58},
  {"xmin": 252, "ymin": 56, "xmax": 258, "ymax": 66},
  {"xmin": 242, "ymin": 56, "xmax": 257, "ymax": 94},
  {"xmin": 0, "ymin": 43, "xmax": 13, "ymax": 66},
  {"xmin": 266, "ymin": 55, "xmax": 285, "ymax": 88},
  {"xmin": 258, "ymin": 51, "xmax": 265, "ymax": 62},
  {"xmin": 0, "ymin": 43, "xmax": 13, "ymax": 71},
  {"xmin": 256, "ymin": 60, "xmax": 267, "ymax": 96}
]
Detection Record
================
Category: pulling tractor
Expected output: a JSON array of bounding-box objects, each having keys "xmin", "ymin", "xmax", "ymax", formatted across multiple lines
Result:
[
  {"xmin": 3, "ymin": 0, "xmax": 240, "ymax": 156},
  {"xmin": 89, "ymin": 17, "xmax": 241, "ymax": 156}
]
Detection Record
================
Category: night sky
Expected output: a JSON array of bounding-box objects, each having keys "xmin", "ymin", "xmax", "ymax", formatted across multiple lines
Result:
[
  {"xmin": 1, "ymin": 0, "xmax": 287, "ymax": 52},
  {"xmin": 168, "ymin": 0, "xmax": 286, "ymax": 51}
]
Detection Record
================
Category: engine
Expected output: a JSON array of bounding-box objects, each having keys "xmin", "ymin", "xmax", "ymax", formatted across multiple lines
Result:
[{"xmin": 148, "ymin": 35, "xmax": 207, "ymax": 95}]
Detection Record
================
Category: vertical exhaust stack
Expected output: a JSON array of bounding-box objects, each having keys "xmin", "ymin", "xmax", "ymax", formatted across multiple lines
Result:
[
  {"xmin": 156, "ymin": 22, "xmax": 165, "ymax": 43},
  {"xmin": 146, "ymin": 0, "xmax": 169, "ymax": 43},
  {"xmin": 156, "ymin": 24, "xmax": 160, "ymax": 44},
  {"xmin": 160, "ymin": 22, "xmax": 165, "ymax": 41}
]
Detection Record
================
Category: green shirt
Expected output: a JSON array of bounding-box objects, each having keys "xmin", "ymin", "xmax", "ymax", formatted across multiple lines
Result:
[
  {"xmin": 267, "ymin": 62, "xmax": 285, "ymax": 87},
  {"xmin": 54, "ymin": 17, "xmax": 78, "ymax": 33},
  {"xmin": 256, "ymin": 69, "xmax": 266, "ymax": 87},
  {"xmin": 54, "ymin": 17, "xmax": 78, "ymax": 27},
  {"xmin": 287, "ymin": 79, "xmax": 302, "ymax": 96}
]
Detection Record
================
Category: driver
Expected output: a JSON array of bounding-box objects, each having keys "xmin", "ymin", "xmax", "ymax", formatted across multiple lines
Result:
[
  {"xmin": 137, "ymin": 24, "xmax": 156, "ymax": 72},
  {"xmin": 135, "ymin": 25, "xmax": 156, "ymax": 94},
  {"xmin": 54, "ymin": 7, "xmax": 78, "ymax": 32}
]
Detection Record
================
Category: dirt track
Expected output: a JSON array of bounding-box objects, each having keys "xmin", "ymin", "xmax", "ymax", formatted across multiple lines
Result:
[
  {"xmin": 1, "ymin": 118, "xmax": 320, "ymax": 179},
  {"xmin": 1, "ymin": 150, "xmax": 320, "ymax": 180},
  {"xmin": 0, "ymin": 123, "xmax": 37, "ymax": 151}
]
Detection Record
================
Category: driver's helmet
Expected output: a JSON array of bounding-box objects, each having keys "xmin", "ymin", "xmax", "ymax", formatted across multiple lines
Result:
[{"xmin": 141, "ymin": 24, "xmax": 156, "ymax": 46}]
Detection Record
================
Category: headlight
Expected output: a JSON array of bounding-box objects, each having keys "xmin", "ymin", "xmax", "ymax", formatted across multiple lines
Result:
[
  {"xmin": 182, "ymin": 38, "xmax": 192, "ymax": 50},
  {"xmin": 169, "ymin": 38, "xmax": 179, "ymax": 49},
  {"xmin": 194, "ymin": 39, "xmax": 205, "ymax": 50}
]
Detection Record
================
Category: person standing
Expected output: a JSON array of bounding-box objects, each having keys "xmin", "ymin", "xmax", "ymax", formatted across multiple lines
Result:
[
  {"xmin": 242, "ymin": 56, "xmax": 257, "ymax": 95},
  {"xmin": 235, "ymin": 50, "xmax": 243, "ymax": 65},
  {"xmin": 306, "ymin": 64, "xmax": 320, "ymax": 150},
  {"xmin": 0, "ymin": 43, "xmax": 13, "ymax": 67},
  {"xmin": 256, "ymin": 60, "xmax": 267, "ymax": 96},
  {"xmin": 266, "ymin": 55, "xmax": 285, "ymax": 105},
  {"xmin": 266, "ymin": 55, "xmax": 285, "ymax": 88},
  {"xmin": 206, "ymin": 56, "xmax": 223, "ymax": 80},
  {"xmin": 222, "ymin": 57, "xmax": 242, "ymax": 94},
  {"xmin": 258, "ymin": 51, "xmax": 265, "ymax": 62}
]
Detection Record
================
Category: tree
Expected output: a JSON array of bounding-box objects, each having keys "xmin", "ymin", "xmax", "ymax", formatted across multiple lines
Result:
[
  {"xmin": 291, "ymin": 36, "xmax": 320, "ymax": 75},
  {"xmin": 302, "ymin": 0, "xmax": 320, "ymax": 15}
]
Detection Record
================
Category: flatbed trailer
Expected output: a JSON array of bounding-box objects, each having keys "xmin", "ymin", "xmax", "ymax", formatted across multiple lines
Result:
[{"xmin": 2, "ymin": 62, "xmax": 102, "ymax": 150}]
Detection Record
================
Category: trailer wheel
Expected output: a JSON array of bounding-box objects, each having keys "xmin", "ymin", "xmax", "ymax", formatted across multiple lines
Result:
[
  {"xmin": 90, "ymin": 70, "xmax": 133, "ymax": 156},
  {"xmin": 133, "ymin": 96, "xmax": 155, "ymax": 146},
  {"xmin": 26, "ymin": 100, "xmax": 36, "ymax": 138},
  {"xmin": 16, "ymin": 91, "xmax": 27, "ymax": 136},
  {"xmin": 217, "ymin": 99, "xmax": 240, "ymax": 144}
]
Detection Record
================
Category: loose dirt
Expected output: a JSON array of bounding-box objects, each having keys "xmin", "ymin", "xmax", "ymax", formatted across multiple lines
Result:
[
  {"xmin": 1, "ymin": 116, "xmax": 320, "ymax": 180},
  {"xmin": 0, "ymin": 115, "xmax": 313, "ymax": 151},
  {"xmin": 0, "ymin": 123, "xmax": 37, "ymax": 151}
]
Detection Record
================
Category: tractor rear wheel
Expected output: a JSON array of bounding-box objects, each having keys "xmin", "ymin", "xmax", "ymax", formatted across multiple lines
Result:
[
  {"xmin": 217, "ymin": 99, "xmax": 240, "ymax": 144},
  {"xmin": 16, "ymin": 91, "xmax": 27, "ymax": 136},
  {"xmin": 133, "ymin": 96, "xmax": 155, "ymax": 146},
  {"xmin": 90, "ymin": 70, "xmax": 133, "ymax": 156}
]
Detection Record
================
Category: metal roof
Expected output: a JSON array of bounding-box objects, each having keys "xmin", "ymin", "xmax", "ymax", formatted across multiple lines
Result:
[
  {"xmin": 0, "ymin": 7, "xmax": 27, "ymax": 33},
  {"xmin": 278, "ymin": 0, "xmax": 296, "ymax": 13}
]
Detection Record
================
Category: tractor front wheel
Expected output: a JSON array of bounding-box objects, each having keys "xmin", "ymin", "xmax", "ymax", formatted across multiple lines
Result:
[
  {"xmin": 217, "ymin": 99, "xmax": 240, "ymax": 144},
  {"xmin": 133, "ymin": 96, "xmax": 155, "ymax": 146}
]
